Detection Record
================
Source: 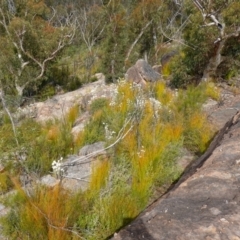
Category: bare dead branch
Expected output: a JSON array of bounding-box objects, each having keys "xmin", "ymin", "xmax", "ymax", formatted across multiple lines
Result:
[
  {"xmin": 125, "ymin": 20, "xmax": 153, "ymax": 64},
  {"xmin": 192, "ymin": 0, "xmax": 206, "ymax": 15},
  {"xmin": 159, "ymin": 15, "xmax": 195, "ymax": 49},
  {"xmin": 61, "ymin": 175, "xmax": 90, "ymax": 183},
  {"xmin": 48, "ymin": 7, "xmax": 57, "ymax": 23},
  {"xmin": 0, "ymin": 89, "xmax": 19, "ymax": 146},
  {"xmin": 192, "ymin": 0, "xmax": 224, "ymax": 37},
  {"xmin": 0, "ymin": 5, "xmax": 77, "ymax": 96},
  {"xmin": 62, "ymin": 117, "xmax": 134, "ymax": 167},
  {"xmin": 77, "ymin": 7, "xmax": 105, "ymax": 53}
]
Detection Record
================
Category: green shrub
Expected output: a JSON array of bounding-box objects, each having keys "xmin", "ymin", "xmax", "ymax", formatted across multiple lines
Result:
[
  {"xmin": 0, "ymin": 172, "xmax": 13, "ymax": 193},
  {"xmin": 0, "ymin": 81, "xmax": 216, "ymax": 240},
  {"xmin": 169, "ymin": 54, "xmax": 193, "ymax": 88},
  {"xmin": 0, "ymin": 113, "xmax": 75, "ymax": 176},
  {"xmin": 65, "ymin": 105, "xmax": 80, "ymax": 127},
  {"xmin": 36, "ymin": 85, "xmax": 56, "ymax": 101},
  {"xmin": 172, "ymin": 83, "xmax": 215, "ymax": 153},
  {"xmin": 66, "ymin": 76, "xmax": 83, "ymax": 91},
  {"xmin": 173, "ymin": 84, "xmax": 208, "ymax": 116},
  {"xmin": 79, "ymin": 111, "xmax": 105, "ymax": 146},
  {"xmin": 24, "ymin": 119, "xmax": 75, "ymax": 175},
  {"xmin": 89, "ymin": 98, "xmax": 109, "ymax": 114}
]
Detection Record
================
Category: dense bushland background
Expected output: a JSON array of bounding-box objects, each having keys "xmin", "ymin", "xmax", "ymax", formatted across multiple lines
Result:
[{"xmin": 0, "ymin": 0, "xmax": 239, "ymax": 98}]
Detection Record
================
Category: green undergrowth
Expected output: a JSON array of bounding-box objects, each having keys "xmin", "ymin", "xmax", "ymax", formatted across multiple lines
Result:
[
  {"xmin": 0, "ymin": 81, "xmax": 218, "ymax": 239},
  {"xmin": 0, "ymin": 105, "xmax": 80, "ymax": 177}
]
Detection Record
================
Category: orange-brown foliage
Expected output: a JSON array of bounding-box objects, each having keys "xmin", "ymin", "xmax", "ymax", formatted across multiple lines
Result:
[
  {"xmin": 44, "ymin": 24, "xmax": 55, "ymax": 34},
  {"xmin": 90, "ymin": 159, "xmax": 110, "ymax": 192},
  {"xmin": 46, "ymin": 125, "xmax": 60, "ymax": 142}
]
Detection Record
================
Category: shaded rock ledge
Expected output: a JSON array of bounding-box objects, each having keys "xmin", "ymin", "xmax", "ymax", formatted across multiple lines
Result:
[{"xmin": 113, "ymin": 102, "xmax": 240, "ymax": 239}]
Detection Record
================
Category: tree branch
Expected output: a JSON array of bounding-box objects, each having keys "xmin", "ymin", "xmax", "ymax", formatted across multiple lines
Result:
[
  {"xmin": 125, "ymin": 20, "xmax": 153, "ymax": 64},
  {"xmin": 62, "ymin": 117, "xmax": 134, "ymax": 167},
  {"xmin": 0, "ymin": 89, "xmax": 19, "ymax": 146}
]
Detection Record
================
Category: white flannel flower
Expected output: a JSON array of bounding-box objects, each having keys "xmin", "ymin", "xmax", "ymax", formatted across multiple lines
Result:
[{"xmin": 52, "ymin": 157, "xmax": 64, "ymax": 178}]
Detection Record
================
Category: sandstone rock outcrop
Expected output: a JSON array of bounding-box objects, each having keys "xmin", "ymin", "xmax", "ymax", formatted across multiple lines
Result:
[
  {"xmin": 125, "ymin": 59, "xmax": 161, "ymax": 85},
  {"xmin": 16, "ymin": 79, "xmax": 116, "ymax": 123}
]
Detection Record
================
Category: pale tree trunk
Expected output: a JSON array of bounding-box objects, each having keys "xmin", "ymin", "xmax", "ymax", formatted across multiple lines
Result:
[
  {"xmin": 201, "ymin": 29, "xmax": 240, "ymax": 81},
  {"xmin": 191, "ymin": 0, "xmax": 240, "ymax": 81},
  {"xmin": 202, "ymin": 38, "xmax": 226, "ymax": 81},
  {"xmin": 0, "ymin": 88, "xmax": 19, "ymax": 146},
  {"xmin": 124, "ymin": 20, "xmax": 153, "ymax": 65},
  {"xmin": 15, "ymin": 82, "xmax": 25, "ymax": 97},
  {"xmin": 0, "ymin": 6, "xmax": 76, "ymax": 97}
]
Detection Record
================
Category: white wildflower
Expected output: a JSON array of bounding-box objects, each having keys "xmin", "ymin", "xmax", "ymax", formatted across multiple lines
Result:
[
  {"xmin": 149, "ymin": 98, "xmax": 162, "ymax": 110},
  {"xmin": 135, "ymin": 98, "xmax": 145, "ymax": 108},
  {"xmin": 137, "ymin": 146, "xmax": 145, "ymax": 158},
  {"xmin": 52, "ymin": 157, "xmax": 64, "ymax": 179},
  {"xmin": 104, "ymin": 124, "xmax": 116, "ymax": 140}
]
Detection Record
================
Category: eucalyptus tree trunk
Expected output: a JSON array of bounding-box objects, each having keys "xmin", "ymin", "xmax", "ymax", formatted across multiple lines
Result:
[
  {"xmin": 192, "ymin": 0, "xmax": 240, "ymax": 81},
  {"xmin": 202, "ymin": 38, "xmax": 226, "ymax": 81}
]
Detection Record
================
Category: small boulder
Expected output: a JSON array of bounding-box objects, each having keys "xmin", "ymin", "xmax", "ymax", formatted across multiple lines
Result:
[
  {"xmin": 55, "ymin": 142, "xmax": 107, "ymax": 191},
  {"xmin": 62, "ymin": 178, "xmax": 89, "ymax": 192},
  {"xmin": 125, "ymin": 65, "xmax": 146, "ymax": 86},
  {"xmin": 79, "ymin": 141, "xmax": 106, "ymax": 156},
  {"xmin": 135, "ymin": 59, "xmax": 161, "ymax": 82},
  {"xmin": 40, "ymin": 175, "xmax": 60, "ymax": 187},
  {"xmin": 125, "ymin": 59, "xmax": 161, "ymax": 85}
]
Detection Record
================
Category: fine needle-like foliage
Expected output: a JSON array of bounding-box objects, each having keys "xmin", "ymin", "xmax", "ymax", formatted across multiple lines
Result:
[{"xmin": 0, "ymin": 80, "xmax": 217, "ymax": 239}]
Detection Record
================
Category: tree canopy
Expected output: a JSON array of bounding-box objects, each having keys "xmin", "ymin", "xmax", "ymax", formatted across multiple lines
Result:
[
  {"xmin": 0, "ymin": 0, "xmax": 239, "ymax": 96},
  {"xmin": 0, "ymin": 0, "xmax": 75, "ymax": 96}
]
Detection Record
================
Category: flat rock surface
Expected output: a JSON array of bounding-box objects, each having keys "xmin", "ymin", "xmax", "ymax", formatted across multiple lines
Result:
[
  {"xmin": 206, "ymin": 87, "xmax": 240, "ymax": 129},
  {"xmin": 18, "ymin": 79, "xmax": 116, "ymax": 122},
  {"xmin": 113, "ymin": 91, "xmax": 240, "ymax": 240}
]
